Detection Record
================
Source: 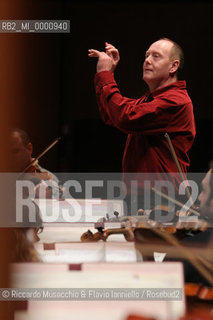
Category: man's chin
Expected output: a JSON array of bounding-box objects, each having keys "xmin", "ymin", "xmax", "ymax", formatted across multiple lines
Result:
[{"xmin": 143, "ymin": 76, "xmax": 152, "ymax": 86}]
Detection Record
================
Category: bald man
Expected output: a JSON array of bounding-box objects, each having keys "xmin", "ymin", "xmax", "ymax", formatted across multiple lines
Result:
[{"xmin": 89, "ymin": 38, "xmax": 196, "ymax": 212}]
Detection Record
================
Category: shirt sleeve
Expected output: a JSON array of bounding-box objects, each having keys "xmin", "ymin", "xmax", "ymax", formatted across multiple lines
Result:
[{"xmin": 95, "ymin": 71, "xmax": 191, "ymax": 135}]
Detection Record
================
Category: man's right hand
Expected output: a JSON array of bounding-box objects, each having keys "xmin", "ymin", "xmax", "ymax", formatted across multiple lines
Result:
[
  {"xmin": 105, "ymin": 42, "xmax": 120, "ymax": 72},
  {"xmin": 88, "ymin": 49, "xmax": 114, "ymax": 73},
  {"xmin": 88, "ymin": 42, "xmax": 120, "ymax": 74}
]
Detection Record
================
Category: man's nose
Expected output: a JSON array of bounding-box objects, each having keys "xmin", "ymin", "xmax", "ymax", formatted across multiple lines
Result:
[{"xmin": 144, "ymin": 56, "xmax": 151, "ymax": 65}]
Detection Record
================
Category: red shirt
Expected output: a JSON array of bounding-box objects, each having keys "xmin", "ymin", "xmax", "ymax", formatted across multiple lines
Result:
[{"xmin": 95, "ymin": 71, "xmax": 196, "ymax": 190}]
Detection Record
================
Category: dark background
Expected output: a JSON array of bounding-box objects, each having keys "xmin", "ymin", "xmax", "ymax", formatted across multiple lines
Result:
[{"xmin": 4, "ymin": 0, "xmax": 213, "ymax": 173}]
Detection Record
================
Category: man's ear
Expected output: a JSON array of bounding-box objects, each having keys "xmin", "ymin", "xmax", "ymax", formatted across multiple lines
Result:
[
  {"xmin": 170, "ymin": 60, "xmax": 180, "ymax": 75},
  {"xmin": 27, "ymin": 142, "xmax": 33, "ymax": 156}
]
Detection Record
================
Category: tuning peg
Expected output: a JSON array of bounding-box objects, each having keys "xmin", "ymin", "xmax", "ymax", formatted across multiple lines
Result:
[{"xmin": 114, "ymin": 211, "xmax": 119, "ymax": 217}]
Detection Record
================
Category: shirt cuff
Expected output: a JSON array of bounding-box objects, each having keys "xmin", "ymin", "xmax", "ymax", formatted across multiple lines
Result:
[{"xmin": 94, "ymin": 71, "xmax": 115, "ymax": 90}]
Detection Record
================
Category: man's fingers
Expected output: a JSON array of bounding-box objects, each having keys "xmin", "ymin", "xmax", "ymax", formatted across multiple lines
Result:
[
  {"xmin": 105, "ymin": 46, "xmax": 116, "ymax": 51},
  {"xmin": 106, "ymin": 48, "xmax": 120, "ymax": 62},
  {"xmin": 88, "ymin": 46, "xmax": 118, "ymax": 59},
  {"xmin": 88, "ymin": 49, "xmax": 102, "ymax": 57},
  {"xmin": 105, "ymin": 43, "xmax": 119, "ymax": 60},
  {"xmin": 105, "ymin": 49, "xmax": 113, "ymax": 58},
  {"xmin": 88, "ymin": 45, "xmax": 116, "ymax": 73},
  {"xmin": 88, "ymin": 49, "xmax": 100, "ymax": 57},
  {"xmin": 105, "ymin": 42, "xmax": 115, "ymax": 48},
  {"xmin": 106, "ymin": 48, "xmax": 119, "ymax": 55}
]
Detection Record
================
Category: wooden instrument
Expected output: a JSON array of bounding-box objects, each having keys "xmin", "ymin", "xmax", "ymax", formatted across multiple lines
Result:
[{"xmin": 22, "ymin": 137, "xmax": 60, "ymax": 174}]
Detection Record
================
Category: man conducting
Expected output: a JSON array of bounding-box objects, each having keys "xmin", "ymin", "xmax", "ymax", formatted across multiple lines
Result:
[{"xmin": 89, "ymin": 38, "xmax": 196, "ymax": 212}]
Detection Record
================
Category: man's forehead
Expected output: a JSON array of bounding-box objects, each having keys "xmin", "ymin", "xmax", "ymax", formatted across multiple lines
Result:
[
  {"xmin": 11, "ymin": 131, "xmax": 21, "ymax": 139},
  {"xmin": 10, "ymin": 132, "xmax": 23, "ymax": 145},
  {"xmin": 147, "ymin": 40, "xmax": 173, "ymax": 54}
]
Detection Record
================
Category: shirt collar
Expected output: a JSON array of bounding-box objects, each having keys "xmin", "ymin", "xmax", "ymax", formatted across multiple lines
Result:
[{"xmin": 145, "ymin": 80, "xmax": 186, "ymax": 98}]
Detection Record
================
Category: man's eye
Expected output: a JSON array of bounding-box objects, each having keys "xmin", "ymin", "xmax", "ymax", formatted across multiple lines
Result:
[{"xmin": 153, "ymin": 54, "xmax": 159, "ymax": 58}]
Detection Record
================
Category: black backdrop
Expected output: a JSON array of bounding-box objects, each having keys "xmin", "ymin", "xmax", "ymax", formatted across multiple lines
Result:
[{"xmin": 6, "ymin": 0, "xmax": 213, "ymax": 173}]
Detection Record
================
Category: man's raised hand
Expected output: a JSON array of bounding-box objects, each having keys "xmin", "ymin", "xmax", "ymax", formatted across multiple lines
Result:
[
  {"xmin": 88, "ymin": 49, "xmax": 114, "ymax": 73},
  {"xmin": 88, "ymin": 42, "xmax": 120, "ymax": 74},
  {"xmin": 105, "ymin": 42, "xmax": 120, "ymax": 72}
]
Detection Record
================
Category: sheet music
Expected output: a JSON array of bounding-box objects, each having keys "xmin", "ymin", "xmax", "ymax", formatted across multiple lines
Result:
[
  {"xmin": 12, "ymin": 263, "xmax": 185, "ymax": 320},
  {"xmin": 38, "ymin": 242, "xmax": 137, "ymax": 263},
  {"xmin": 34, "ymin": 199, "xmax": 124, "ymax": 223}
]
